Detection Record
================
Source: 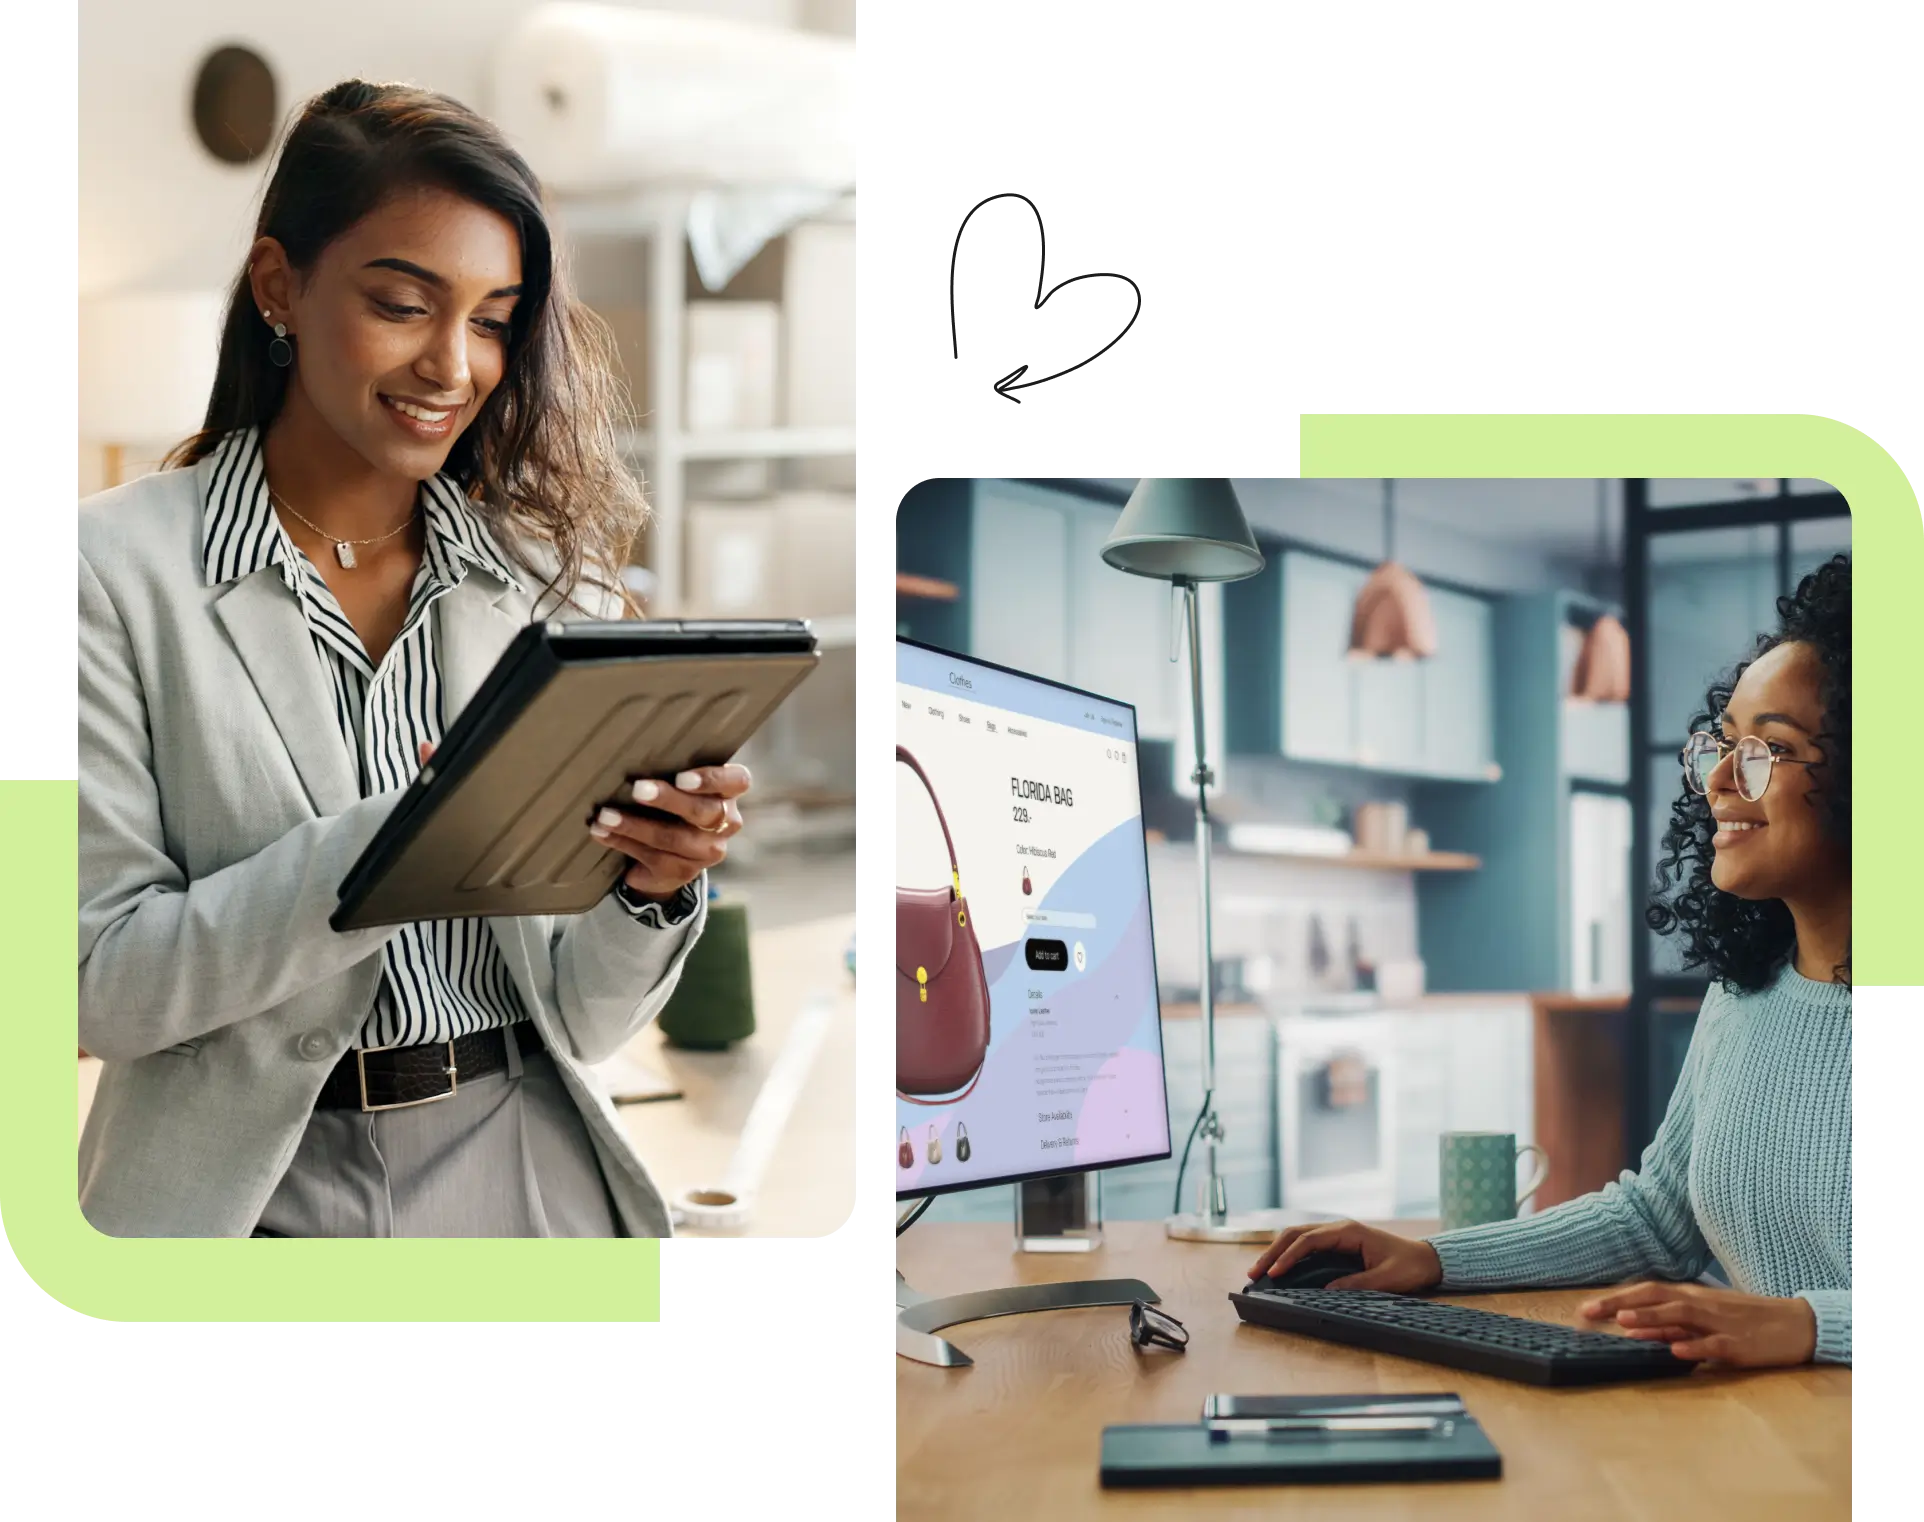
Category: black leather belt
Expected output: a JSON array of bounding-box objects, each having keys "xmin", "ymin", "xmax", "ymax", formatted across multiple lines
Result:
[{"xmin": 315, "ymin": 1022, "xmax": 536, "ymax": 1112}]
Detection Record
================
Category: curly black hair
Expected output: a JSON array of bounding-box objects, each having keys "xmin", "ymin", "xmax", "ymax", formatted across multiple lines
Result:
[{"xmin": 1646, "ymin": 552, "xmax": 1850, "ymax": 991}]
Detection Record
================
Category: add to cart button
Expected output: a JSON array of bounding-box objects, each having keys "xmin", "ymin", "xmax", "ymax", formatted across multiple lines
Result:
[
  {"xmin": 1025, "ymin": 939, "xmax": 1070, "ymax": 971},
  {"xmin": 1024, "ymin": 909, "xmax": 1097, "ymax": 929}
]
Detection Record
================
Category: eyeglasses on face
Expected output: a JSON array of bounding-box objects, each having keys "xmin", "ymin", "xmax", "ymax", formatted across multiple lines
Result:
[{"xmin": 1681, "ymin": 731, "xmax": 1817, "ymax": 803}]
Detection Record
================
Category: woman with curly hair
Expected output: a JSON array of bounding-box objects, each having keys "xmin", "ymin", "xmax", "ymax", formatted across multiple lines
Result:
[
  {"xmin": 79, "ymin": 81, "xmax": 748, "ymax": 1237},
  {"xmin": 1251, "ymin": 554, "xmax": 1852, "ymax": 1367}
]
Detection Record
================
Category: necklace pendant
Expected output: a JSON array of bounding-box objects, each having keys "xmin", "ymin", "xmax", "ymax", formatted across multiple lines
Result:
[{"xmin": 335, "ymin": 541, "xmax": 358, "ymax": 569}]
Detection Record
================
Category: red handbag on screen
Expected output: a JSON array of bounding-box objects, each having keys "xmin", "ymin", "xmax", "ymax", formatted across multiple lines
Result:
[{"xmin": 896, "ymin": 745, "xmax": 991, "ymax": 1102}]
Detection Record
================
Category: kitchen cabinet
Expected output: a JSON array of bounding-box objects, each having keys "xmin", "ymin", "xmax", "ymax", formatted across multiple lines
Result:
[
  {"xmin": 1279, "ymin": 553, "xmax": 1363, "ymax": 763},
  {"xmin": 1555, "ymin": 604, "xmax": 1631, "ymax": 785},
  {"xmin": 921, "ymin": 1009, "xmax": 1272, "ymax": 1227},
  {"xmin": 1386, "ymin": 1001, "xmax": 1534, "ymax": 1218},
  {"xmin": 963, "ymin": 480, "xmax": 1223, "ymax": 749},
  {"xmin": 1419, "ymin": 587, "xmax": 1497, "ymax": 780},
  {"xmin": 1562, "ymin": 700, "xmax": 1630, "ymax": 784},
  {"xmin": 1068, "ymin": 509, "xmax": 1181, "ymax": 740},
  {"xmin": 1276, "ymin": 1011, "xmax": 1399, "ymax": 1218},
  {"xmin": 1420, "ymin": 591, "xmax": 1639, "ymax": 996},
  {"xmin": 1100, "ymin": 1009, "xmax": 1274, "ymax": 1222},
  {"xmin": 1270, "ymin": 551, "xmax": 1497, "ymax": 781},
  {"xmin": 1066, "ymin": 511, "xmax": 1225, "ymax": 754},
  {"xmin": 1352, "ymin": 656, "xmax": 1424, "ymax": 772},
  {"xmin": 969, "ymin": 482, "xmax": 1070, "ymax": 683},
  {"xmin": 1532, "ymin": 995, "xmax": 1628, "ymax": 1209}
]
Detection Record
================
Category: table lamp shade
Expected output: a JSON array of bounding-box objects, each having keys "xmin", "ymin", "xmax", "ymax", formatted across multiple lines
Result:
[
  {"xmin": 79, "ymin": 292, "xmax": 226, "ymax": 444},
  {"xmin": 1100, "ymin": 478, "xmax": 1265, "ymax": 583}
]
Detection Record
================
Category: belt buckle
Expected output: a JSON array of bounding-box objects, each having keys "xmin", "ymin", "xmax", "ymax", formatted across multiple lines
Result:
[{"xmin": 356, "ymin": 1040, "xmax": 459, "ymax": 1113}]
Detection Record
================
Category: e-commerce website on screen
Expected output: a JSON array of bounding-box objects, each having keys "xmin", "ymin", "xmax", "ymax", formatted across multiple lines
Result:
[{"xmin": 896, "ymin": 645, "xmax": 1170, "ymax": 1193}]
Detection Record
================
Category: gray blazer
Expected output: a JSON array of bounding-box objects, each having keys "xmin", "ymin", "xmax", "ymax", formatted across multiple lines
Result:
[{"xmin": 78, "ymin": 454, "xmax": 703, "ymax": 1237}]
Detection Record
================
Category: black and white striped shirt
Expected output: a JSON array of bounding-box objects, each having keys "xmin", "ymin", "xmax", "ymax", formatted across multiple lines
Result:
[{"xmin": 201, "ymin": 427, "xmax": 697, "ymax": 1049}]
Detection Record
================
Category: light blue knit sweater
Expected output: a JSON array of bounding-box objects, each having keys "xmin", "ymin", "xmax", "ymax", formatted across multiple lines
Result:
[{"xmin": 1429, "ymin": 961, "xmax": 1851, "ymax": 1364}]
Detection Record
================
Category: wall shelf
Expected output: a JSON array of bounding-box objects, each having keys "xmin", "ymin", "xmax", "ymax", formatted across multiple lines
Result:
[
  {"xmin": 1224, "ymin": 847, "xmax": 1482, "ymax": 872},
  {"xmin": 895, "ymin": 573, "xmax": 958, "ymax": 601},
  {"xmin": 616, "ymin": 424, "xmax": 856, "ymax": 461}
]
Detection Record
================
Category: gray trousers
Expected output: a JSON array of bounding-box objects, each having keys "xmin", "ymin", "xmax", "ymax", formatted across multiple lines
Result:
[{"xmin": 253, "ymin": 1024, "xmax": 625, "ymax": 1238}]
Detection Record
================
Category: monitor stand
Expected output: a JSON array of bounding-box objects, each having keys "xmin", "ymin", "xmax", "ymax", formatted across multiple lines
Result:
[{"xmin": 896, "ymin": 1270, "xmax": 1160, "ymax": 1367}]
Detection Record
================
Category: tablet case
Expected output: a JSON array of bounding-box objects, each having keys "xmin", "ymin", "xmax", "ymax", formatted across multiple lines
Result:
[
  {"xmin": 331, "ymin": 619, "xmax": 818, "ymax": 929},
  {"xmin": 1099, "ymin": 1401, "xmax": 1501, "ymax": 1488}
]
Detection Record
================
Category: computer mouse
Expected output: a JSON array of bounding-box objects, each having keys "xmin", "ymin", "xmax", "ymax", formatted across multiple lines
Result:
[{"xmin": 1253, "ymin": 1249, "xmax": 1368, "ymax": 1291}]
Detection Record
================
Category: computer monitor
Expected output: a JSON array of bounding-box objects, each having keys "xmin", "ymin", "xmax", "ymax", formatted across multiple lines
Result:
[{"xmin": 895, "ymin": 638, "xmax": 1172, "ymax": 1203}]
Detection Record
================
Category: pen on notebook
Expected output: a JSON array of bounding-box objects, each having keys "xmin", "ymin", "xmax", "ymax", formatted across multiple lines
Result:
[
  {"xmin": 1284, "ymin": 1399, "xmax": 1466, "ymax": 1418},
  {"xmin": 1206, "ymin": 1415, "xmax": 1454, "ymax": 1441},
  {"xmin": 1202, "ymin": 1398, "xmax": 1467, "ymax": 1420}
]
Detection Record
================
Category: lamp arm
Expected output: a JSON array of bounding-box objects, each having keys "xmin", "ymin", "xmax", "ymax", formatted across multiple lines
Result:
[{"xmin": 1178, "ymin": 578, "xmax": 1227, "ymax": 1222}]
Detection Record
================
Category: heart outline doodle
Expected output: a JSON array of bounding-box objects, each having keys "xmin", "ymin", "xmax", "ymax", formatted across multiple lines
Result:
[{"xmin": 948, "ymin": 191, "xmax": 1142, "ymax": 403}]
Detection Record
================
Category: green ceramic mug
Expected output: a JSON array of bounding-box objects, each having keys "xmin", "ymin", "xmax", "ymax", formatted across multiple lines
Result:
[{"xmin": 1439, "ymin": 1132, "xmax": 1550, "ymax": 1231}]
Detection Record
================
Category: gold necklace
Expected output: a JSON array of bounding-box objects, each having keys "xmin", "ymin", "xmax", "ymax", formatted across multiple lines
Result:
[{"xmin": 268, "ymin": 486, "xmax": 418, "ymax": 569}]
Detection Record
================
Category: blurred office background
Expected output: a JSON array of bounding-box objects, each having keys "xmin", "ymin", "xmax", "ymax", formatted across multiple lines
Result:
[
  {"xmin": 78, "ymin": 0, "xmax": 857, "ymax": 1235},
  {"xmin": 899, "ymin": 478, "xmax": 1849, "ymax": 1225}
]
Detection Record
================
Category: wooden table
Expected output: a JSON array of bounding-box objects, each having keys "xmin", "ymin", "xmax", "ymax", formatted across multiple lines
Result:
[
  {"xmin": 619, "ymin": 912, "xmax": 854, "ymax": 1237},
  {"xmin": 897, "ymin": 1221, "xmax": 1850, "ymax": 1520}
]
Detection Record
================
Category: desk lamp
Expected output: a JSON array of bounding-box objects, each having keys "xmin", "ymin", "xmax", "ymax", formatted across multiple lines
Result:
[{"xmin": 1101, "ymin": 480, "xmax": 1300, "ymax": 1243}]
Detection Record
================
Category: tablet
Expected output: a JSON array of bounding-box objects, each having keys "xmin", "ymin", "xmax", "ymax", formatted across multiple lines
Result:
[{"xmin": 331, "ymin": 618, "xmax": 820, "ymax": 930}]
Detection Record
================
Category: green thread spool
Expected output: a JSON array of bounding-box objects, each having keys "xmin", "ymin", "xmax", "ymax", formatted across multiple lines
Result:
[{"xmin": 656, "ymin": 899, "xmax": 756, "ymax": 1050}]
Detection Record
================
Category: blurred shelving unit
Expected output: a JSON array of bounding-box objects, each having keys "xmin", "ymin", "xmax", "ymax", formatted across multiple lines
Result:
[
  {"xmin": 551, "ymin": 188, "xmax": 855, "ymax": 614},
  {"xmin": 550, "ymin": 188, "xmax": 856, "ymax": 852}
]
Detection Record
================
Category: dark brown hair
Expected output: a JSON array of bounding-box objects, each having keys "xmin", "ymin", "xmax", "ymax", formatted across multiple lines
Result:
[{"xmin": 164, "ymin": 79, "xmax": 644, "ymax": 613}]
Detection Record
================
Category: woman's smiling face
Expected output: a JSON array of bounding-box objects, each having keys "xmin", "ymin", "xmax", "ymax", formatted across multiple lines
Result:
[
  {"xmin": 1702, "ymin": 639, "xmax": 1846, "ymax": 903},
  {"xmin": 260, "ymin": 184, "xmax": 524, "ymax": 479}
]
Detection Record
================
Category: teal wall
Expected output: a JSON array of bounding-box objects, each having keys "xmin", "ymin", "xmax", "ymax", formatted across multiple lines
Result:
[{"xmin": 1416, "ymin": 594, "xmax": 1567, "ymax": 992}]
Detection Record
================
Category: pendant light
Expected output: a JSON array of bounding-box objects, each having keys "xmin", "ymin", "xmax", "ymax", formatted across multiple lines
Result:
[
  {"xmin": 1571, "ymin": 481, "xmax": 1631, "ymax": 702},
  {"xmin": 1347, "ymin": 480, "xmax": 1437, "ymax": 660}
]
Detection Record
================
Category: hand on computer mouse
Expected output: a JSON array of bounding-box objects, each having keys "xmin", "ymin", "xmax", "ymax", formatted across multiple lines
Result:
[{"xmin": 1248, "ymin": 1220, "xmax": 1444, "ymax": 1293}]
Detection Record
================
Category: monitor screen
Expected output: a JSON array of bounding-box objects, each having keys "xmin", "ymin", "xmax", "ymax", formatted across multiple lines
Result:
[{"xmin": 896, "ymin": 638, "xmax": 1171, "ymax": 1200}]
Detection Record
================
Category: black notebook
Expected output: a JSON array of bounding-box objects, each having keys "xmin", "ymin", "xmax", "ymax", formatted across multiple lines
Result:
[{"xmin": 1100, "ymin": 1393, "xmax": 1500, "ymax": 1489}]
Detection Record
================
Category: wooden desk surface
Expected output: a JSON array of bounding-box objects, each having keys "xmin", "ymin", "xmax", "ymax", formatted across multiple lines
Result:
[
  {"xmin": 619, "ymin": 913, "xmax": 854, "ymax": 1237},
  {"xmin": 897, "ymin": 1221, "xmax": 1849, "ymax": 1521}
]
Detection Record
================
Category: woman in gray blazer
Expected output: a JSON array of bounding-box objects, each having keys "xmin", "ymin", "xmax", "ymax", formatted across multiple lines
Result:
[{"xmin": 78, "ymin": 80, "xmax": 745, "ymax": 1238}]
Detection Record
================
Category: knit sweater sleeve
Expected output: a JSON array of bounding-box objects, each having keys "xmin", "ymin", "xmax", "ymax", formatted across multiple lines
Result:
[
  {"xmin": 1427, "ymin": 997, "xmax": 1721, "ymax": 1290},
  {"xmin": 1798, "ymin": 1290, "xmax": 1851, "ymax": 1364}
]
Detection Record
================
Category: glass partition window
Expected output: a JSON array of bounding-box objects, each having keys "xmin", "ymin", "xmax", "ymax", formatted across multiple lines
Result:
[
  {"xmin": 1646, "ymin": 526, "xmax": 1779, "ymax": 745},
  {"xmin": 1791, "ymin": 515, "xmax": 1852, "ymax": 586},
  {"xmin": 1646, "ymin": 479, "xmax": 1780, "ymax": 508}
]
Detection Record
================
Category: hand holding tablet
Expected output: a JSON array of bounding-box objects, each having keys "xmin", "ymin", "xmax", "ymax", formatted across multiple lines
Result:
[
  {"xmin": 331, "ymin": 620, "xmax": 817, "ymax": 930},
  {"xmin": 414, "ymin": 740, "xmax": 753, "ymax": 903},
  {"xmin": 591, "ymin": 765, "xmax": 752, "ymax": 900}
]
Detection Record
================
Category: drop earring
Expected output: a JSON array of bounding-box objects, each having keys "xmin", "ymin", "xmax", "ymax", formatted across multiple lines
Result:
[{"xmin": 263, "ymin": 308, "xmax": 293, "ymax": 368}]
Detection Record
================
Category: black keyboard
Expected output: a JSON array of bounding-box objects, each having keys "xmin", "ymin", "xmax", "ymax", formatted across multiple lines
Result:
[{"xmin": 1229, "ymin": 1284, "xmax": 1698, "ymax": 1387}]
